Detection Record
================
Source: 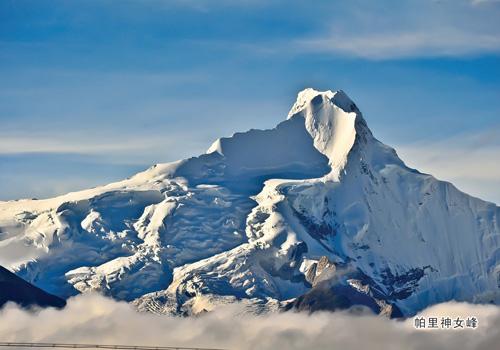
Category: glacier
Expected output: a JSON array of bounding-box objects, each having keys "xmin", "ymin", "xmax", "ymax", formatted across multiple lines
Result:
[{"xmin": 0, "ymin": 88, "xmax": 499, "ymax": 316}]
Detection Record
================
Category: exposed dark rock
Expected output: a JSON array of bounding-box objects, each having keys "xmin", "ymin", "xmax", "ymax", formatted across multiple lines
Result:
[
  {"xmin": 284, "ymin": 280, "xmax": 402, "ymax": 318},
  {"xmin": 303, "ymin": 256, "xmax": 337, "ymax": 287},
  {"xmin": 286, "ymin": 258, "xmax": 403, "ymax": 318},
  {"xmin": 380, "ymin": 266, "xmax": 430, "ymax": 300}
]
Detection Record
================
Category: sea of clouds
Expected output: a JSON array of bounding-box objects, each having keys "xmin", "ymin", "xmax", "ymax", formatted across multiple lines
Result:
[{"xmin": 1, "ymin": 294, "xmax": 499, "ymax": 350}]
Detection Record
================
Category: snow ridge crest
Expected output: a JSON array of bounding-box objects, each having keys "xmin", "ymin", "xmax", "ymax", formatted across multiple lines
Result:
[{"xmin": 287, "ymin": 88, "xmax": 362, "ymax": 179}]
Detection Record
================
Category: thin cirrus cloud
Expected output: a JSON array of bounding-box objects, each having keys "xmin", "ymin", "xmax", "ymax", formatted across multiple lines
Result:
[
  {"xmin": 295, "ymin": 30, "xmax": 500, "ymax": 60},
  {"xmin": 288, "ymin": 0, "xmax": 500, "ymax": 60},
  {"xmin": 396, "ymin": 127, "xmax": 500, "ymax": 204},
  {"xmin": 471, "ymin": 0, "xmax": 500, "ymax": 4},
  {"xmin": 0, "ymin": 134, "xmax": 184, "ymax": 164}
]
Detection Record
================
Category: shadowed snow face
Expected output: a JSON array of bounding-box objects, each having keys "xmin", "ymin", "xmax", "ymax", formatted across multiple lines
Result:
[{"xmin": 0, "ymin": 294, "xmax": 499, "ymax": 350}]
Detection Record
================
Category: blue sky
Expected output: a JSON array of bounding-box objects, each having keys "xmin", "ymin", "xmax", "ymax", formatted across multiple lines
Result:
[{"xmin": 1, "ymin": 0, "xmax": 499, "ymax": 203}]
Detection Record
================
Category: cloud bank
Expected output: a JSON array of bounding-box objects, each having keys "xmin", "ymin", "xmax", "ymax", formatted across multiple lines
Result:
[{"xmin": 1, "ymin": 294, "xmax": 499, "ymax": 350}]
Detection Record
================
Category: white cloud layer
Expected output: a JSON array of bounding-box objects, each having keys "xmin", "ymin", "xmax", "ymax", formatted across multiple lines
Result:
[{"xmin": 0, "ymin": 294, "xmax": 499, "ymax": 350}]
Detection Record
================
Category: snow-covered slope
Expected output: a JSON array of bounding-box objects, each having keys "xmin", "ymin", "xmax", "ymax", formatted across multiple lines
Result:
[{"xmin": 1, "ymin": 88, "xmax": 499, "ymax": 316}]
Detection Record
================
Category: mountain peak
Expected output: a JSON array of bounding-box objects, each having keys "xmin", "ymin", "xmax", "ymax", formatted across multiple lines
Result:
[
  {"xmin": 204, "ymin": 88, "xmax": 370, "ymax": 181},
  {"xmin": 287, "ymin": 88, "xmax": 358, "ymax": 118},
  {"xmin": 1, "ymin": 87, "xmax": 499, "ymax": 318},
  {"xmin": 287, "ymin": 88, "xmax": 362, "ymax": 178}
]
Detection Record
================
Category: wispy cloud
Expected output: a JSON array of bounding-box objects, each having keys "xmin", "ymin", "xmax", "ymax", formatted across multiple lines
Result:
[
  {"xmin": 296, "ymin": 30, "xmax": 500, "ymax": 60},
  {"xmin": 397, "ymin": 127, "xmax": 500, "ymax": 204},
  {"xmin": 471, "ymin": 0, "xmax": 500, "ymax": 5},
  {"xmin": 290, "ymin": 0, "xmax": 500, "ymax": 59},
  {"xmin": 0, "ymin": 134, "xmax": 174, "ymax": 157},
  {"xmin": 0, "ymin": 133, "xmax": 202, "ymax": 166},
  {"xmin": 0, "ymin": 294, "xmax": 499, "ymax": 350}
]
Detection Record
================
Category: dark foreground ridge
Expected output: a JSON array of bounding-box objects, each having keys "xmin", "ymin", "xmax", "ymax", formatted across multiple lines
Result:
[{"xmin": 0, "ymin": 265, "xmax": 66, "ymax": 309}]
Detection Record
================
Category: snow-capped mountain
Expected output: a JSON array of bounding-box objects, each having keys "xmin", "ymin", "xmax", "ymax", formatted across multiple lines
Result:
[
  {"xmin": 0, "ymin": 88, "xmax": 499, "ymax": 316},
  {"xmin": 0, "ymin": 265, "xmax": 65, "ymax": 309}
]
